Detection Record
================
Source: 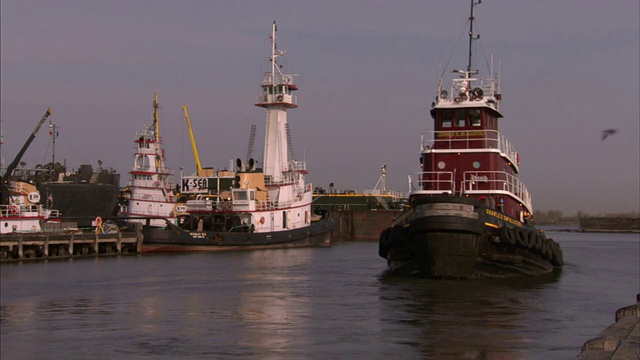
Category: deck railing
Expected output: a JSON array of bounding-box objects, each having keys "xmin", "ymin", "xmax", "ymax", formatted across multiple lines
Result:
[
  {"xmin": 409, "ymin": 171, "xmax": 455, "ymax": 195},
  {"xmin": 0, "ymin": 204, "xmax": 61, "ymax": 219},
  {"xmin": 185, "ymin": 198, "xmax": 299, "ymax": 212},
  {"xmin": 461, "ymin": 171, "xmax": 531, "ymax": 211},
  {"xmin": 421, "ymin": 129, "xmax": 519, "ymax": 171},
  {"xmin": 409, "ymin": 170, "xmax": 532, "ymax": 211}
]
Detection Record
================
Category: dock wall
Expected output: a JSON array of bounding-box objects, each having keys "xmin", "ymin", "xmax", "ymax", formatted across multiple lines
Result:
[
  {"xmin": 331, "ymin": 210, "xmax": 403, "ymax": 241},
  {"xmin": 575, "ymin": 294, "xmax": 640, "ymax": 359}
]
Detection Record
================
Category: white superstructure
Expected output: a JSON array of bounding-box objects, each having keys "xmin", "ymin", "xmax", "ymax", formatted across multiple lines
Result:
[{"xmin": 122, "ymin": 93, "xmax": 179, "ymax": 227}]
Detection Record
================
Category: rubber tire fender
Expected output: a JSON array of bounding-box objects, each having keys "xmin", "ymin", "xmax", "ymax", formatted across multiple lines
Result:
[
  {"xmin": 526, "ymin": 230, "xmax": 539, "ymax": 251},
  {"xmin": 499, "ymin": 226, "xmax": 516, "ymax": 246},
  {"xmin": 515, "ymin": 227, "xmax": 532, "ymax": 249}
]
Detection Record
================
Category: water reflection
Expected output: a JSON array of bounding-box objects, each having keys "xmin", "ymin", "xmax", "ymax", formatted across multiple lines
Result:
[
  {"xmin": 377, "ymin": 271, "xmax": 562, "ymax": 359},
  {"xmin": 232, "ymin": 249, "xmax": 314, "ymax": 359}
]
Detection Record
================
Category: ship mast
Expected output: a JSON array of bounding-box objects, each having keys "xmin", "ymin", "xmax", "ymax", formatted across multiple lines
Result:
[
  {"xmin": 49, "ymin": 121, "xmax": 58, "ymax": 172},
  {"xmin": 255, "ymin": 21, "xmax": 298, "ymax": 184},
  {"xmin": 467, "ymin": 0, "xmax": 481, "ymax": 74},
  {"xmin": 152, "ymin": 92, "xmax": 160, "ymax": 141}
]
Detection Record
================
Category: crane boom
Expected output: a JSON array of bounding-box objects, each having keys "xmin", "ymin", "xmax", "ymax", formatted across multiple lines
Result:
[
  {"xmin": 182, "ymin": 105, "xmax": 203, "ymax": 176},
  {"xmin": 1, "ymin": 108, "xmax": 52, "ymax": 204},
  {"xmin": 2, "ymin": 108, "xmax": 51, "ymax": 181}
]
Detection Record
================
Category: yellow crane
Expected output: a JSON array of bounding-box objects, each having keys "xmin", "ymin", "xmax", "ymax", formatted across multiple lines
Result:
[{"xmin": 182, "ymin": 105, "xmax": 203, "ymax": 176}]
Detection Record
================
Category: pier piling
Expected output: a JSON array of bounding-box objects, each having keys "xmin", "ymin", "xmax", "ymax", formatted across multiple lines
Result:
[{"xmin": 0, "ymin": 225, "xmax": 143, "ymax": 262}]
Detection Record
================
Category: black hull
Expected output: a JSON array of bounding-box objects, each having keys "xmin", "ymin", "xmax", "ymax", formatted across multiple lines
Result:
[
  {"xmin": 142, "ymin": 216, "xmax": 335, "ymax": 252},
  {"xmin": 379, "ymin": 195, "xmax": 563, "ymax": 279},
  {"xmin": 40, "ymin": 183, "xmax": 120, "ymax": 227}
]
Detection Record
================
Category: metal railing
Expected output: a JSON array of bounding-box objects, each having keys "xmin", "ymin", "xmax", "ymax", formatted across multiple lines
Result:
[
  {"xmin": 0, "ymin": 204, "xmax": 61, "ymax": 218},
  {"xmin": 421, "ymin": 129, "xmax": 519, "ymax": 171},
  {"xmin": 408, "ymin": 170, "xmax": 531, "ymax": 211},
  {"xmin": 127, "ymin": 178, "xmax": 174, "ymax": 189},
  {"xmin": 129, "ymin": 166, "xmax": 174, "ymax": 176},
  {"xmin": 409, "ymin": 171, "xmax": 455, "ymax": 194},
  {"xmin": 256, "ymin": 93, "xmax": 298, "ymax": 105},
  {"xmin": 186, "ymin": 198, "xmax": 300, "ymax": 212},
  {"xmin": 461, "ymin": 171, "xmax": 531, "ymax": 211}
]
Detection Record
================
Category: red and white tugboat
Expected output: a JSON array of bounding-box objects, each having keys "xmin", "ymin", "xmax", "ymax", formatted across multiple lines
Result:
[
  {"xmin": 120, "ymin": 93, "xmax": 181, "ymax": 227},
  {"xmin": 142, "ymin": 22, "xmax": 334, "ymax": 252},
  {"xmin": 379, "ymin": 1, "xmax": 563, "ymax": 278}
]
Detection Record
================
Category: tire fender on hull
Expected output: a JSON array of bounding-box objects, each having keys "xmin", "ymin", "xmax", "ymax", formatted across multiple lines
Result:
[
  {"xmin": 498, "ymin": 225, "xmax": 516, "ymax": 246},
  {"xmin": 514, "ymin": 227, "xmax": 529, "ymax": 248},
  {"xmin": 378, "ymin": 225, "xmax": 407, "ymax": 259}
]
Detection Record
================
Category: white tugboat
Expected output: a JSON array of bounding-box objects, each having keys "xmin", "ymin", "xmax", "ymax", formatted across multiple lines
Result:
[
  {"xmin": 1, "ymin": 108, "xmax": 62, "ymax": 235},
  {"xmin": 142, "ymin": 21, "xmax": 334, "ymax": 252},
  {"xmin": 120, "ymin": 93, "xmax": 181, "ymax": 227},
  {"xmin": 1, "ymin": 181, "xmax": 61, "ymax": 235}
]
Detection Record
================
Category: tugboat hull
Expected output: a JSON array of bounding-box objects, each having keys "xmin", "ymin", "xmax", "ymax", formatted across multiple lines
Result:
[
  {"xmin": 379, "ymin": 196, "xmax": 563, "ymax": 279},
  {"xmin": 142, "ymin": 215, "xmax": 335, "ymax": 252}
]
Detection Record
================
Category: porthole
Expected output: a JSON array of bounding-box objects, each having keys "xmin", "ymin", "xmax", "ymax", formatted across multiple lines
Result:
[
  {"xmin": 437, "ymin": 161, "xmax": 446, "ymax": 169},
  {"xmin": 472, "ymin": 161, "xmax": 481, "ymax": 169}
]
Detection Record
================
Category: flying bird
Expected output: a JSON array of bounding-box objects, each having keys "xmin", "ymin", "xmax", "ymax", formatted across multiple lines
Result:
[{"xmin": 601, "ymin": 128, "xmax": 618, "ymax": 141}]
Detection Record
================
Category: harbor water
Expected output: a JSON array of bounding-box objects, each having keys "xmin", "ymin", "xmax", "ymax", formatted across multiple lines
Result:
[{"xmin": 1, "ymin": 230, "xmax": 638, "ymax": 359}]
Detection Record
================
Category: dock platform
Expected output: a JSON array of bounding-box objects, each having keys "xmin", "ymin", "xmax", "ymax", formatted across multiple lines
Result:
[{"xmin": 0, "ymin": 223, "xmax": 143, "ymax": 261}]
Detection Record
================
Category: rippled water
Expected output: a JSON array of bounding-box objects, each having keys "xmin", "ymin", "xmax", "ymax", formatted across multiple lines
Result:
[{"xmin": 1, "ymin": 231, "xmax": 638, "ymax": 359}]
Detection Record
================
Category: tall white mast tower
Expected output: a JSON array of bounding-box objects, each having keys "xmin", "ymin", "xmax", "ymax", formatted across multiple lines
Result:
[{"xmin": 255, "ymin": 21, "xmax": 299, "ymax": 186}]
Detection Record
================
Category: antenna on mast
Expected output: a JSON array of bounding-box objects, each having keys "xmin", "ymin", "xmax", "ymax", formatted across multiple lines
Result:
[
  {"xmin": 48, "ymin": 121, "xmax": 59, "ymax": 173},
  {"xmin": 467, "ymin": 0, "xmax": 482, "ymax": 74},
  {"xmin": 152, "ymin": 92, "xmax": 160, "ymax": 141}
]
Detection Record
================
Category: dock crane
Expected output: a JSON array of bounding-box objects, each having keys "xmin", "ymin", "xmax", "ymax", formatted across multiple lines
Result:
[
  {"xmin": 181, "ymin": 105, "xmax": 203, "ymax": 176},
  {"xmin": 1, "ymin": 108, "xmax": 52, "ymax": 204}
]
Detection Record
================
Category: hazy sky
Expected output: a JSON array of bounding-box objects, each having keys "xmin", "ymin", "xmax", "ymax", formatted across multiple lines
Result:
[{"xmin": 1, "ymin": 0, "xmax": 638, "ymax": 215}]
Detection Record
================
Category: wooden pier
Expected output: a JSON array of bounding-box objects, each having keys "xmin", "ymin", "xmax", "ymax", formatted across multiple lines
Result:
[{"xmin": 0, "ymin": 223, "xmax": 143, "ymax": 261}]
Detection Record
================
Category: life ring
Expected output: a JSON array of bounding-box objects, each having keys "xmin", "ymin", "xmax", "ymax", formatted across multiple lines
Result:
[
  {"xmin": 95, "ymin": 216, "xmax": 103, "ymax": 227},
  {"xmin": 10, "ymin": 205, "xmax": 19, "ymax": 215},
  {"xmin": 259, "ymin": 217, "xmax": 265, "ymax": 224},
  {"xmin": 154, "ymin": 181, "xmax": 161, "ymax": 187},
  {"xmin": 277, "ymin": 95, "xmax": 284, "ymax": 102}
]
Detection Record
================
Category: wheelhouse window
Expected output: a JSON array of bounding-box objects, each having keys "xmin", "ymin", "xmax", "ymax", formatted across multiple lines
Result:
[
  {"xmin": 234, "ymin": 190, "xmax": 248, "ymax": 201},
  {"xmin": 439, "ymin": 110, "xmax": 453, "ymax": 128},
  {"xmin": 470, "ymin": 109, "xmax": 481, "ymax": 126},
  {"xmin": 455, "ymin": 110, "xmax": 467, "ymax": 127}
]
